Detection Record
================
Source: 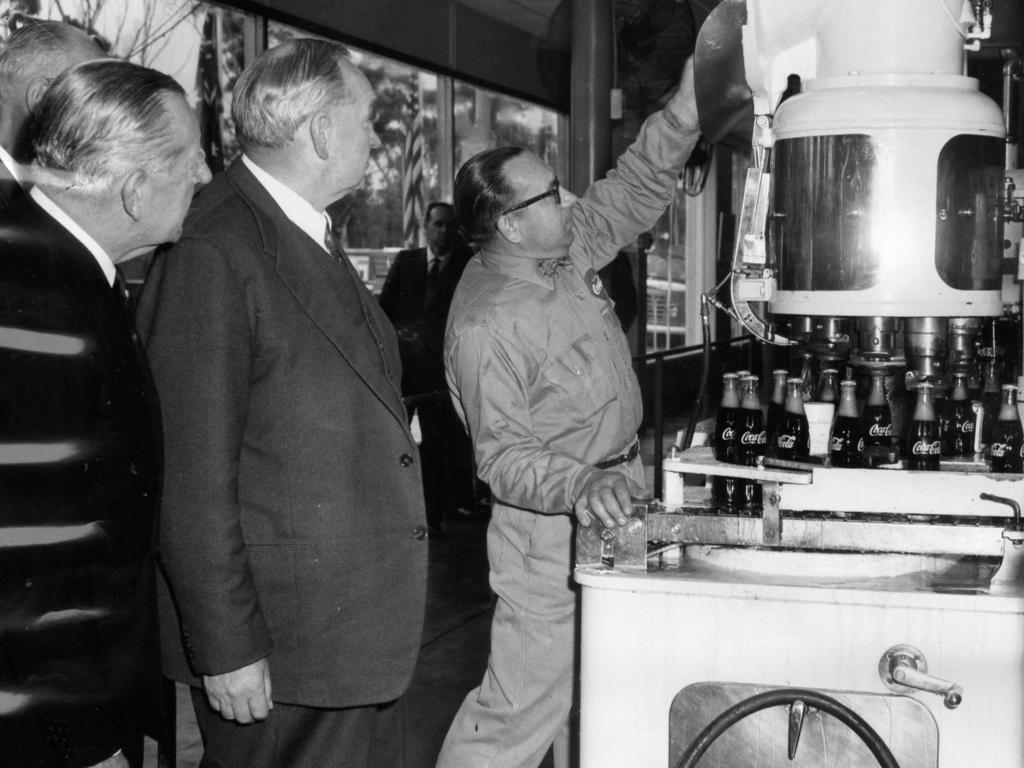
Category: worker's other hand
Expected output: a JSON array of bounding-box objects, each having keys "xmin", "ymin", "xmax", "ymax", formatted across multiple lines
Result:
[
  {"xmin": 203, "ymin": 656, "xmax": 273, "ymax": 724},
  {"xmin": 574, "ymin": 470, "xmax": 644, "ymax": 528}
]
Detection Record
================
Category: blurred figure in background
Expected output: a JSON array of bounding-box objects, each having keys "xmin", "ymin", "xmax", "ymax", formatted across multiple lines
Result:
[
  {"xmin": 0, "ymin": 18, "xmax": 104, "ymax": 206},
  {"xmin": 379, "ymin": 201, "xmax": 474, "ymax": 535}
]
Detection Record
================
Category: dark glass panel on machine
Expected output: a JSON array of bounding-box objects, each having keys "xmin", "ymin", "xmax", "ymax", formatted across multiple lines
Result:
[
  {"xmin": 770, "ymin": 135, "xmax": 879, "ymax": 291},
  {"xmin": 934, "ymin": 135, "xmax": 1004, "ymax": 291}
]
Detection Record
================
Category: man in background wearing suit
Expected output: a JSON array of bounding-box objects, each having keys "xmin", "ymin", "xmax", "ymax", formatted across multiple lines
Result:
[
  {"xmin": 0, "ymin": 18, "xmax": 104, "ymax": 207},
  {"xmin": 138, "ymin": 39, "xmax": 428, "ymax": 768},
  {"xmin": 379, "ymin": 201, "xmax": 472, "ymax": 535},
  {"xmin": 0, "ymin": 59, "xmax": 210, "ymax": 768}
]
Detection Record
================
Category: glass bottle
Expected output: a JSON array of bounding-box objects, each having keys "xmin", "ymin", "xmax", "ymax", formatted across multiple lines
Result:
[
  {"xmin": 712, "ymin": 373, "xmax": 740, "ymax": 507},
  {"xmin": 942, "ymin": 372, "xmax": 975, "ymax": 458},
  {"xmin": 906, "ymin": 382, "xmax": 941, "ymax": 471},
  {"xmin": 989, "ymin": 384, "xmax": 1023, "ymax": 473},
  {"xmin": 862, "ymin": 370, "xmax": 893, "ymax": 449},
  {"xmin": 734, "ymin": 375, "xmax": 766, "ymax": 512},
  {"xmin": 774, "ymin": 378, "xmax": 810, "ymax": 460},
  {"xmin": 980, "ymin": 358, "xmax": 1002, "ymax": 445},
  {"xmin": 765, "ymin": 368, "xmax": 788, "ymax": 449},
  {"xmin": 830, "ymin": 380, "xmax": 864, "ymax": 468},
  {"xmin": 817, "ymin": 368, "xmax": 839, "ymax": 404}
]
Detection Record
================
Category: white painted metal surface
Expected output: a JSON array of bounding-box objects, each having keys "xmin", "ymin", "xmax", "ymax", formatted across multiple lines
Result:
[{"xmin": 576, "ymin": 561, "xmax": 1024, "ymax": 768}]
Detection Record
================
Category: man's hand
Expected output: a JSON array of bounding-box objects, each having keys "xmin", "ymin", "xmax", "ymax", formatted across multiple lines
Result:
[
  {"xmin": 573, "ymin": 470, "xmax": 644, "ymax": 528},
  {"xmin": 203, "ymin": 657, "xmax": 273, "ymax": 724},
  {"xmin": 667, "ymin": 55, "xmax": 699, "ymax": 127}
]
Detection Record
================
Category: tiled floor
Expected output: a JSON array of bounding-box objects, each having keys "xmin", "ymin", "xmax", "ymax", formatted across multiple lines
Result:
[{"xmin": 143, "ymin": 420, "xmax": 684, "ymax": 767}]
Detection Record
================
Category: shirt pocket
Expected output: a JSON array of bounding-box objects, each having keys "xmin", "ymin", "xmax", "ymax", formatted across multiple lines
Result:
[{"xmin": 541, "ymin": 337, "xmax": 618, "ymax": 419}]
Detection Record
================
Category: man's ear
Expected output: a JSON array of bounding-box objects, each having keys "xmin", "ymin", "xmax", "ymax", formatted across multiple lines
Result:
[
  {"xmin": 120, "ymin": 170, "xmax": 147, "ymax": 221},
  {"xmin": 25, "ymin": 77, "xmax": 53, "ymax": 115},
  {"xmin": 309, "ymin": 112, "xmax": 331, "ymax": 160},
  {"xmin": 495, "ymin": 213, "xmax": 522, "ymax": 244}
]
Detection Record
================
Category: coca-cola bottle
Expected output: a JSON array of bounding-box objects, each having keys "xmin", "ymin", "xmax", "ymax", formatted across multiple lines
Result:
[
  {"xmin": 989, "ymin": 384, "xmax": 1023, "ymax": 473},
  {"xmin": 862, "ymin": 369, "xmax": 893, "ymax": 449},
  {"xmin": 775, "ymin": 378, "xmax": 809, "ymax": 460},
  {"xmin": 712, "ymin": 373, "xmax": 741, "ymax": 507},
  {"xmin": 830, "ymin": 379, "xmax": 864, "ymax": 467},
  {"xmin": 980, "ymin": 358, "xmax": 1002, "ymax": 445},
  {"xmin": 735, "ymin": 374, "xmax": 766, "ymax": 511},
  {"xmin": 766, "ymin": 368, "xmax": 788, "ymax": 448},
  {"xmin": 942, "ymin": 372, "xmax": 975, "ymax": 458},
  {"xmin": 817, "ymin": 368, "xmax": 839, "ymax": 404},
  {"xmin": 906, "ymin": 381, "xmax": 941, "ymax": 471}
]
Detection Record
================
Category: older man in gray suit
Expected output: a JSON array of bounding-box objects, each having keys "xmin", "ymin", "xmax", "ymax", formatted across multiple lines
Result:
[{"xmin": 138, "ymin": 38, "xmax": 427, "ymax": 768}]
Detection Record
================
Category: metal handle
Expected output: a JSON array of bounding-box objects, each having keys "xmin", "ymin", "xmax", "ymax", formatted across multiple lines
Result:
[{"xmin": 879, "ymin": 644, "xmax": 963, "ymax": 710}]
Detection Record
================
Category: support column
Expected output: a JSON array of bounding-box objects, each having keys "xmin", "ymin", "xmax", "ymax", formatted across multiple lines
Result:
[{"xmin": 570, "ymin": 0, "xmax": 613, "ymax": 192}]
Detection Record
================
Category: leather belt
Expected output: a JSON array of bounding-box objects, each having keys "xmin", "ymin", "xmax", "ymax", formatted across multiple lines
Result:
[{"xmin": 594, "ymin": 438, "xmax": 640, "ymax": 469}]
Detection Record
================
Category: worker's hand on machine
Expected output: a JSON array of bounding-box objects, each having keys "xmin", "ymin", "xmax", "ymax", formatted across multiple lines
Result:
[
  {"xmin": 666, "ymin": 54, "xmax": 698, "ymax": 128},
  {"xmin": 574, "ymin": 470, "xmax": 644, "ymax": 528},
  {"xmin": 203, "ymin": 655, "xmax": 274, "ymax": 723}
]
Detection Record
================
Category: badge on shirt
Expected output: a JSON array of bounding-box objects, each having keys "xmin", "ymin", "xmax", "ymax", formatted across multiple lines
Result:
[{"xmin": 585, "ymin": 269, "xmax": 606, "ymax": 298}]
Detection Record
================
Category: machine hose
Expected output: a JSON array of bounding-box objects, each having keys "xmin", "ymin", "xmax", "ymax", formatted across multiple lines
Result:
[
  {"xmin": 672, "ymin": 688, "xmax": 901, "ymax": 768},
  {"xmin": 682, "ymin": 293, "xmax": 712, "ymax": 449}
]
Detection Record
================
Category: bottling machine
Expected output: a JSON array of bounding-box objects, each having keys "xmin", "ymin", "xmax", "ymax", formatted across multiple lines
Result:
[{"xmin": 575, "ymin": 1, "xmax": 1024, "ymax": 766}]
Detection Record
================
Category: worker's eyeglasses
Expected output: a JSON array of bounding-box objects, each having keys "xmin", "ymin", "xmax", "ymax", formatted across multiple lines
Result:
[{"xmin": 501, "ymin": 180, "xmax": 561, "ymax": 216}]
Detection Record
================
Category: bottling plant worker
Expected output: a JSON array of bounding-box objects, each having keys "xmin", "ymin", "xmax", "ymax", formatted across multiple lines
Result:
[{"xmin": 437, "ymin": 58, "xmax": 701, "ymax": 768}]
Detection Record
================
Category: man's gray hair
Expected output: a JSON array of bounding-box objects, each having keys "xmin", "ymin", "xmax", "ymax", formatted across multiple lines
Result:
[
  {"xmin": 32, "ymin": 59, "xmax": 187, "ymax": 191},
  {"xmin": 0, "ymin": 19, "xmax": 101, "ymax": 95},
  {"xmin": 232, "ymin": 38, "xmax": 358, "ymax": 152}
]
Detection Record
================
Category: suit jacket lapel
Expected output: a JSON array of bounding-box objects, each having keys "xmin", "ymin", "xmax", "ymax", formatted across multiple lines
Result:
[{"xmin": 224, "ymin": 163, "xmax": 409, "ymax": 428}]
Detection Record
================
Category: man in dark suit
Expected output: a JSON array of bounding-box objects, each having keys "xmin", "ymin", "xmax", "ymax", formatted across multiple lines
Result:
[
  {"xmin": 379, "ymin": 202, "xmax": 473, "ymax": 534},
  {"xmin": 0, "ymin": 60, "xmax": 210, "ymax": 767},
  {"xmin": 0, "ymin": 19, "xmax": 104, "ymax": 207},
  {"xmin": 137, "ymin": 39, "xmax": 428, "ymax": 768}
]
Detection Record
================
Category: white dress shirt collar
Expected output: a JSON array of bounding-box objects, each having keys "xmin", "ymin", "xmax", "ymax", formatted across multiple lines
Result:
[
  {"xmin": 29, "ymin": 186, "xmax": 116, "ymax": 287},
  {"xmin": 242, "ymin": 155, "xmax": 331, "ymax": 252}
]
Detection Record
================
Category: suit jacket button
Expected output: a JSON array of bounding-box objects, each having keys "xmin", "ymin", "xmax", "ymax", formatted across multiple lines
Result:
[
  {"xmin": 400, "ymin": 453, "xmax": 414, "ymax": 467},
  {"xmin": 413, "ymin": 525, "xmax": 428, "ymax": 540}
]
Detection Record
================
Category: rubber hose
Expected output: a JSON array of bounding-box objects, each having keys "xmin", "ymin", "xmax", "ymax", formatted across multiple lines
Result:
[{"xmin": 673, "ymin": 687, "xmax": 901, "ymax": 768}]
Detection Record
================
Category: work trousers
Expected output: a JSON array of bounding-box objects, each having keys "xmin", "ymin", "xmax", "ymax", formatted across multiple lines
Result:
[
  {"xmin": 192, "ymin": 687, "xmax": 405, "ymax": 768},
  {"xmin": 435, "ymin": 505, "xmax": 577, "ymax": 768}
]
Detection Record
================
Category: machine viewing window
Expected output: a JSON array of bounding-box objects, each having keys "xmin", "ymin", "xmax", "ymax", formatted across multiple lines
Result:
[
  {"xmin": 770, "ymin": 134, "xmax": 881, "ymax": 292},
  {"xmin": 934, "ymin": 135, "xmax": 1004, "ymax": 291}
]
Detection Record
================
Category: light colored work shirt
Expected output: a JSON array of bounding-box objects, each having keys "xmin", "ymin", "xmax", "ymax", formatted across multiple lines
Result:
[{"xmin": 445, "ymin": 106, "xmax": 700, "ymax": 516}]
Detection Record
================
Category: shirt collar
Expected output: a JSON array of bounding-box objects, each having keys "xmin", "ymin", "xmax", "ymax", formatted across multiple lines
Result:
[
  {"xmin": 242, "ymin": 154, "xmax": 331, "ymax": 251},
  {"xmin": 29, "ymin": 186, "xmax": 116, "ymax": 287},
  {"xmin": 478, "ymin": 248, "xmax": 558, "ymax": 289},
  {"xmin": 0, "ymin": 145, "xmax": 23, "ymax": 185}
]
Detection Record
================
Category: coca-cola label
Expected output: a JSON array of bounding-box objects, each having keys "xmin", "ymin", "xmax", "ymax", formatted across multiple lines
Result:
[
  {"xmin": 959, "ymin": 420, "xmax": 975, "ymax": 434},
  {"xmin": 829, "ymin": 436, "xmax": 843, "ymax": 452},
  {"xmin": 777, "ymin": 434, "xmax": 796, "ymax": 449},
  {"xmin": 911, "ymin": 440, "xmax": 941, "ymax": 456},
  {"xmin": 740, "ymin": 430, "xmax": 767, "ymax": 446},
  {"xmin": 868, "ymin": 423, "xmax": 892, "ymax": 438},
  {"xmin": 856, "ymin": 438, "xmax": 865, "ymax": 452},
  {"xmin": 991, "ymin": 442, "xmax": 1008, "ymax": 458},
  {"xmin": 721, "ymin": 426, "xmax": 735, "ymax": 441}
]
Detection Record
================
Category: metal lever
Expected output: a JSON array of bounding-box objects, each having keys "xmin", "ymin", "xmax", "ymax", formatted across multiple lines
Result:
[
  {"xmin": 980, "ymin": 493, "xmax": 1024, "ymax": 592},
  {"xmin": 879, "ymin": 644, "xmax": 963, "ymax": 709}
]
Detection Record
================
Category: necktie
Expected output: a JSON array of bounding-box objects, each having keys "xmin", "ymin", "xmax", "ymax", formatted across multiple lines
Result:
[
  {"xmin": 424, "ymin": 256, "xmax": 442, "ymax": 309},
  {"xmin": 323, "ymin": 226, "xmax": 395, "ymax": 380},
  {"xmin": 113, "ymin": 266, "xmax": 132, "ymax": 316}
]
